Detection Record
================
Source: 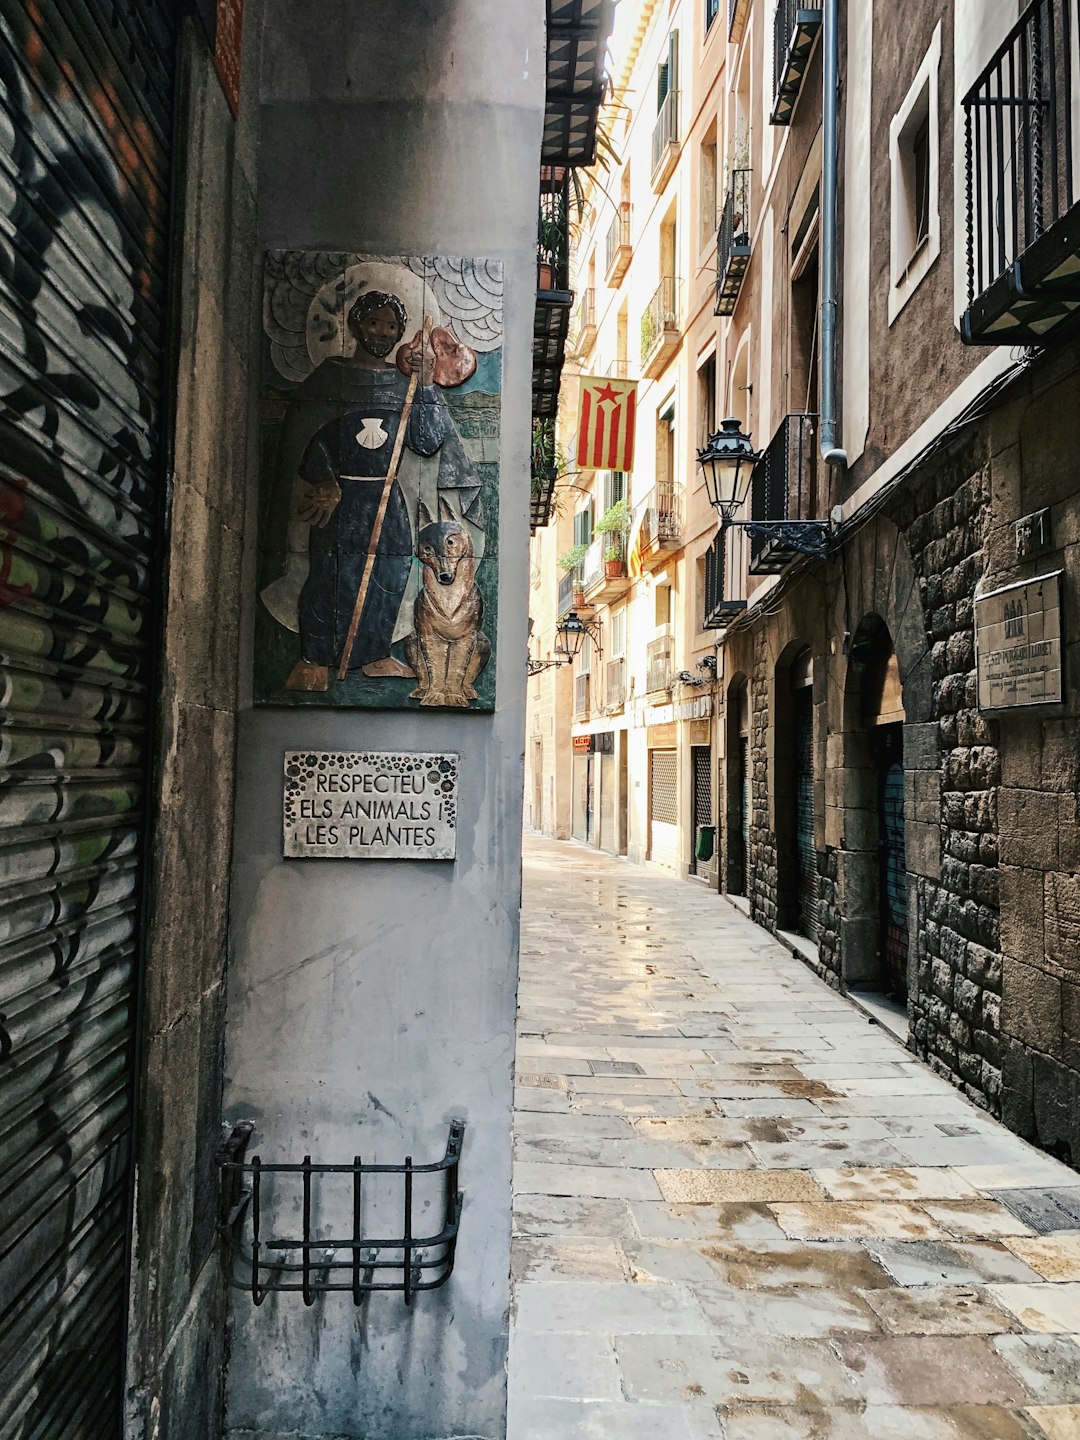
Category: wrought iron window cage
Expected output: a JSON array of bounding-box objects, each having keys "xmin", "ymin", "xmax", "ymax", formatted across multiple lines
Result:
[
  {"xmin": 745, "ymin": 412, "xmax": 827, "ymax": 572},
  {"xmin": 715, "ymin": 169, "xmax": 751, "ymax": 316},
  {"xmin": 962, "ymin": 0, "xmax": 1080, "ymax": 343},
  {"xmin": 218, "ymin": 1119, "xmax": 465, "ymax": 1306}
]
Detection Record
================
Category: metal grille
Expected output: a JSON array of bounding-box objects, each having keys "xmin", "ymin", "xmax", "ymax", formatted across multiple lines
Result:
[
  {"xmin": 749, "ymin": 413, "xmax": 819, "ymax": 567},
  {"xmin": 876, "ymin": 724, "xmax": 908, "ymax": 1000},
  {"xmin": 219, "ymin": 1122, "xmax": 465, "ymax": 1307},
  {"xmin": 650, "ymin": 749, "xmax": 678, "ymax": 827},
  {"xmin": 0, "ymin": 3, "xmax": 176, "ymax": 1435},
  {"xmin": 690, "ymin": 746, "xmax": 712, "ymax": 875},
  {"xmin": 793, "ymin": 688, "xmax": 820, "ymax": 941}
]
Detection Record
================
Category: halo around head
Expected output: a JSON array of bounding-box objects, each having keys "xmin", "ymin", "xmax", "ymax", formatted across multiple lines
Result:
[{"xmin": 307, "ymin": 261, "xmax": 441, "ymax": 370}]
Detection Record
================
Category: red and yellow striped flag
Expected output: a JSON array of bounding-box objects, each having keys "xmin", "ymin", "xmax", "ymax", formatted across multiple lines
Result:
[{"xmin": 575, "ymin": 375, "xmax": 638, "ymax": 473}]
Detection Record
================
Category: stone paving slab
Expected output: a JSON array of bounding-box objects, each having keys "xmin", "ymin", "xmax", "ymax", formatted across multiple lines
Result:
[{"xmin": 507, "ymin": 838, "xmax": 1080, "ymax": 1439}]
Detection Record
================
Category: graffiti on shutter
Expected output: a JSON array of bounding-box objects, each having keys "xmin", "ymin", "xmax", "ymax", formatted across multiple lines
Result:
[{"xmin": 0, "ymin": 3, "xmax": 176, "ymax": 1434}]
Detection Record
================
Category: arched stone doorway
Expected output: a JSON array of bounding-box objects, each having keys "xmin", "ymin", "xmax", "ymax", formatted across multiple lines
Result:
[
  {"xmin": 725, "ymin": 674, "xmax": 750, "ymax": 895},
  {"xmin": 843, "ymin": 615, "xmax": 909, "ymax": 1000}
]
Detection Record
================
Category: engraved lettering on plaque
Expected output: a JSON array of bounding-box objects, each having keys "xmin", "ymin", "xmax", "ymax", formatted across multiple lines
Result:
[{"xmin": 283, "ymin": 751, "xmax": 458, "ymax": 859}]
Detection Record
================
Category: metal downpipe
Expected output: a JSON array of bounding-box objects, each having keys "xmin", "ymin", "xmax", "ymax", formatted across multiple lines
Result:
[{"xmin": 820, "ymin": 0, "xmax": 847, "ymax": 468}]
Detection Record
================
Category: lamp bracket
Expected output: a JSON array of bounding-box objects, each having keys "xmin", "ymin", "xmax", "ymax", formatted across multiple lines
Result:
[{"xmin": 725, "ymin": 518, "xmax": 830, "ymax": 558}]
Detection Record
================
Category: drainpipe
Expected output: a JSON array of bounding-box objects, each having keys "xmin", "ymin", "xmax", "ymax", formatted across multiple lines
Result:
[{"xmin": 819, "ymin": 0, "xmax": 847, "ymax": 468}]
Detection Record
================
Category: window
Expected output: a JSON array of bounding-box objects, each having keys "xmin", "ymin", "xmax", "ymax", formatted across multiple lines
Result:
[
  {"xmin": 655, "ymin": 581, "xmax": 672, "ymax": 627},
  {"xmin": 657, "ymin": 31, "xmax": 678, "ymax": 111},
  {"xmin": 579, "ymin": 632, "xmax": 592, "ymax": 674},
  {"xmin": 573, "ymin": 501, "xmax": 594, "ymax": 547},
  {"xmin": 705, "ymin": 0, "xmax": 720, "ymax": 38},
  {"xmin": 888, "ymin": 23, "xmax": 941, "ymax": 324},
  {"xmin": 697, "ymin": 353, "xmax": 717, "ymax": 444},
  {"xmin": 700, "ymin": 123, "xmax": 718, "ymax": 248},
  {"xmin": 604, "ymin": 471, "xmax": 626, "ymax": 510},
  {"xmin": 610, "ymin": 606, "xmax": 627, "ymax": 657}
]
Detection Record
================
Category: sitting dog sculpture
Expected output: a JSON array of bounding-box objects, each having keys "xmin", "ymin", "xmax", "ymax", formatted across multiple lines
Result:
[{"xmin": 404, "ymin": 507, "xmax": 490, "ymax": 708}]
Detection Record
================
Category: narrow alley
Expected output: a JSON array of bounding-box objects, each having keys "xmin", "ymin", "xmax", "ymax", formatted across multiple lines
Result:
[{"xmin": 508, "ymin": 838, "xmax": 1080, "ymax": 1440}]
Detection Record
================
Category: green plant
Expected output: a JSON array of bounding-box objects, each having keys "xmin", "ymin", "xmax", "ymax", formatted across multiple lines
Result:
[
  {"xmin": 594, "ymin": 497, "xmax": 630, "ymax": 537},
  {"xmin": 558, "ymin": 542, "xmax": 589, "ymax": 573},
  {"xmin": 604, "ymin": 540, "xmax": 625, "ymax": 563},
  {"xmin": 640, "ymin": 308, "xmax": 657, "ymax": 360}
]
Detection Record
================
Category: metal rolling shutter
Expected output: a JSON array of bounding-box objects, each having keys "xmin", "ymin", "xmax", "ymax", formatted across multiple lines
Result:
[
  {"xmin": 739, "ymin": 736, "xmax": 750, "ymax": 890},
  {"xmin": 878, "ymin": 724, "xmax": 909, "ymax": 999},
  {"xmin": 649, "ymin": 748, "xmax": 677, "ymax": 826},
  {"xmin": 793, "ymin": 688, "xmax": 819, "ymax": 941},
  {"xmin": 0, "ymin": 3, "xmax": 175, "ymax": 1435}
]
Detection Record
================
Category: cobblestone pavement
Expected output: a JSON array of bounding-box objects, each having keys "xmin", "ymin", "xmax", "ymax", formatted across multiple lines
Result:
[{"xmin": 507, "ymin": 837, "xmax": 1080, "ymax": 1440}]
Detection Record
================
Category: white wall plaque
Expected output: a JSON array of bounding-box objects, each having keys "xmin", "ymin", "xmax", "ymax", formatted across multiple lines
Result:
[
  {"xmin": 976, "ymin": 571, "xmax": 1063, "ymax": 712},
  {"xmin": 283, "ymin": 751, "xmax": 458, "ymax": 859}
]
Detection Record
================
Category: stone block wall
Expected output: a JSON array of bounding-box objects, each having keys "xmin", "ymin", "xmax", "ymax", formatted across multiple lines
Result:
[{"xmin": 896, "ymin": 449, "xmax": 1003, "ymax": 1112}]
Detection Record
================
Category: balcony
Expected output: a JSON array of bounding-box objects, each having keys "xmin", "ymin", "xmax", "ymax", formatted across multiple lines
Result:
[
  {"xmin": 543, "ymin": 0, "xmax": 616, "ymax": 167},
  {"xmin": 770, "ymin": 2, "xmax": 822, "ymax": 126},
  {"xmin": 646, "ymin": 634, "xmax": 676, "ymax": 695},
  {"xmin": 703, "ymin": 529, "xmax": 747, "ymax": 628},
  {"xmin": 531, "ymin": 415, "xmax": 558, "ymax": 532},
  {"xmin": 574, "ymin": 672, "xmax": 591, "ymax": 717},
  {"xmin": 640, "ymin": 276, "xmax": 681, "ymax": 378},
  {"xmin": 605, "ymin": 656, "xmax": 627, "ymax": 710},
  {"xmin": 533, "ymin": 166, "xmax": 574, "ymax": 422},
  {"xmin": 715, "ymin": 169, "xmax": 751, "ymax": 316},
  {"xmin": 605, "ymin": 202, "xmax": 632, "ymax": 284},
  {"xmin": 557, "ymin": 569, "xmax": 578, "ymax": 617},
  {"xmin": 582, "ymin": 534, "xmax": 631, "ymax": 606},
  {"xmin": 636, "ymin": 483, "xmax": 682, "ymax": 572},
  {"xmin": 572, "ymin": 287, "xmax": 597, "ymax": 356},
  {"xmin": 729, "ymin": 0, "xmax": 749, "ymax": 44},
  {"xmin": 651, "ymin": 89, "xmax": 680, "ymax": 189},
  {"xmin": 961, "ymin": 0, "xmax": 1080, "ymax": 344},
  {"xmin": 747, "ymin": 412, "xmax": 826, "ymax": 574}
]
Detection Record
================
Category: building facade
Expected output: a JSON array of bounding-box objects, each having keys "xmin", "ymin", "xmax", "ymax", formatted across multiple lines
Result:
[
  {"xmin": 527, "ymin": 0, "xmax": 1080, "ymax": 1162},
  {"xmin": 0, "ymin": 2, "xmax": 588, "ymax": 1437}
]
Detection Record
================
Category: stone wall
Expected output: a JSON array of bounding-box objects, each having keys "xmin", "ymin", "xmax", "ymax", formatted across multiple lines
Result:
[
  {"xmin": 895, "ymin": 448, "xmax": 1003, "ymax": 1112},
  {"xmin": 126, "ymin": 13, "xmax": 262, "ymax": 1439}
]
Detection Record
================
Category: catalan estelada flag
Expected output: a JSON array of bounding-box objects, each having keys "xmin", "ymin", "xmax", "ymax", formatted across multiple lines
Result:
[{"xmin": 575, "ymin": 375, "xmax": 638, "ymax": 473}]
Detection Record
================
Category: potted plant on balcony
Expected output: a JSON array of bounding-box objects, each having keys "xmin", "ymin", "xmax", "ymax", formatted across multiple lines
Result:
[
  {"xmin": 557, "ymin": 542, "xmax": 589, "ymax": 606},
  {"xmin": 537, "ymin": 191, "xmax": 569, "ymax": 293},
  {"xmin": 594, "ymin": 497, "xmax": 629, "ymax": 577}
]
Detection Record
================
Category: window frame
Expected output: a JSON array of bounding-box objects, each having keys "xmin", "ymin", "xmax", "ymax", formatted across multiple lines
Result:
[{"xmin": 888, "ymin": 23, "xmax": 941, "ymax": 325}]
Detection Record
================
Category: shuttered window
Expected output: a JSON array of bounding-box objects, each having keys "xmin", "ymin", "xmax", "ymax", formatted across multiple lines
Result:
[
  {"xmin": 0, "ymin": 4, "xmax": 176, "ymax": 1435},
  {"xmin": 793, "ymin": 687, "xmax": 820, "ymax": 941}
]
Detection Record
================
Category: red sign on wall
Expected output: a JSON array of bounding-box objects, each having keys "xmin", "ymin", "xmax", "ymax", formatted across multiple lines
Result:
[{"xmin": 214, "ymin": 0, "xmax": 244, "ymax": 118}]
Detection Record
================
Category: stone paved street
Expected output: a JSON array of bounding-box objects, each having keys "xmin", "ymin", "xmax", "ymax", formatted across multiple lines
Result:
[{"xmin": 507, "ymin": 838, "xmax": 1080, "ymax": 1439}]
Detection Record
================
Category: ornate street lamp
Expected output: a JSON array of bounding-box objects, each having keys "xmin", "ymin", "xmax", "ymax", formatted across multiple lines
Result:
[
  {"xmin": 696, "ymin": 417, "xmax": 761, "ymax": 521},
  {"xmin": 697, "ymin": 416, "xmax": 829, "ymax": 559},
  {"xmin": 554, "ymin": 609, "xmax": 603, "ymax": 663}
]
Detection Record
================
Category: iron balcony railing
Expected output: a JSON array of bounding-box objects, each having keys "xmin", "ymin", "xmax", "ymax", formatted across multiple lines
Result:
[
  {"xmin": 748, "ymin": 412, "xmax": 819, "ymax": 568},
  {"xmin": 641, "ymin": 275, "xmax": 680, "ymax": 363},
  {"xmin": 715, "ymin": 169, "xmax": 751, "ymax": 315},
  {"xmin": 574, "ymin": 672, "xmax": 591, "ymax": 716},
  {"xmin": 605, "ymin": 203, "xmax": 632, "ymax": 276},
  {"xmin": 771, "ymin": 2, "xmax": 823, "ymax": 125},
  {"xmin": 646, "ymin": 635, "xmax": 675, "ymax": 694},
  {"xmin": 581, "ymin": 535, "xmax": 605, "ymax": 591},
  {"xmin": 640, "ymin": 481, "xmax": 682, "ymax": 550},
  {"xmin": 703, "ymin": 529, "xmax": 747, "ymax": 628},
  {"xmin": 651, "ymin": 88, "xmax": 679, "ymax": 175},
  {"xmin": 558, "ymin": 570, "xmax": 577, "ymax": 616},
  {"xmin": 573, "ymin": 287, "xmax": 596, "ymax": 345},
  {"xmin": 606, "ymin": 657, "xmax": 627, "ymax": 708},
  {"xmin": 963, "ymin": 0, "xmax": 1077, "ymax": 333},
  {"xmin": 537, "ymin": 165, "xmax": 571, "ymax": 294}
]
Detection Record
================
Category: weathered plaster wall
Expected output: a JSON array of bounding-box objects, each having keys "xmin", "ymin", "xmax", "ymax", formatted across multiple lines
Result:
[
  {"xmin": 127, "ymin": 15, "xmax": 262, "ymax": 1440},
  {"xmin": 221, "ymin": 5, "xmax": 541, "ymax": 1437}
]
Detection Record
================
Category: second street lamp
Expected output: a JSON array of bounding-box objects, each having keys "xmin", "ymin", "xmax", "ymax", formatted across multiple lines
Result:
[{"xmin": 554, "ymin": 610, "xmax": 603, "ymax": 664}]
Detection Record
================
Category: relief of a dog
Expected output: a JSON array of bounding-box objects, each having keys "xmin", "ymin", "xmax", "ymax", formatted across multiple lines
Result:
[{"xmin": 403, "ymin": 510, "xmax": 490, "ymax": 708}]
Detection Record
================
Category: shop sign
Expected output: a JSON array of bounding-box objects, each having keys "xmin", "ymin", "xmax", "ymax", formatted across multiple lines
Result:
[
  {"xmin": 572, "ymin": 734, "xmax": 594, "ymax": 752},
  {"xmin": 648, "ymin": 722, "xmax": 677, "ymax": 747},
  {"xmin": 976, "ymin": 571, "xmax": 1063, "ymax": 711},
  {"xmin": 675, "ymin": 694, "xmax": 713, "ymax": 721}
]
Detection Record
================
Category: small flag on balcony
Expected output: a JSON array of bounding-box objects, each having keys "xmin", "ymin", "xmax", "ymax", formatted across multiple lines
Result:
[{"xmin": 575, "ymin": 376, "xmax": 637, "ymax": 473}]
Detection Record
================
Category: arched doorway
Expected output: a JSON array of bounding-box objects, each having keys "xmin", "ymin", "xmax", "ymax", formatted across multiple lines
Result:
[
  {"xmin": 725, "ymin": 676, "xmax": 750, "ymax": 895},
  {"xmin": 846, "ymin": 616, "xmax": 909, "ymax": 1000}
]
